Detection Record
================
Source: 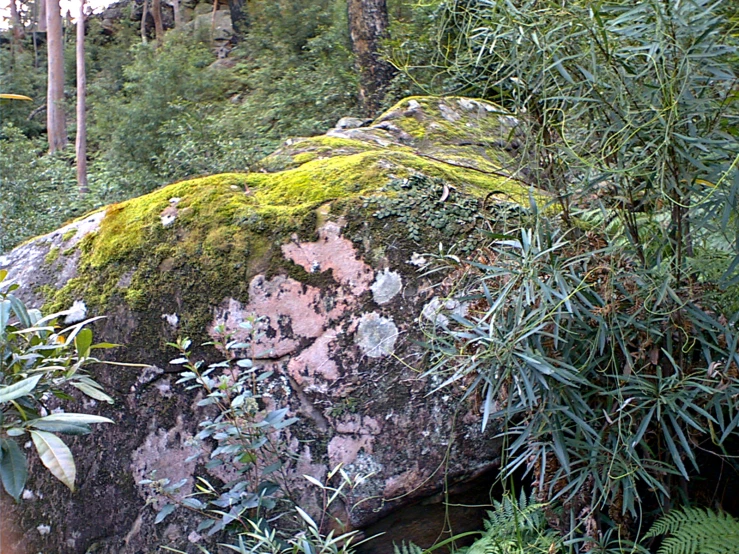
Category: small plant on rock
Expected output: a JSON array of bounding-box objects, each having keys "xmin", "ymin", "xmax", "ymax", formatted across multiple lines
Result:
[
  {"xmin": 148, "ymin": 318, "xmax": 372, "ymax": 553},
  {"xmin": 144, "ymin": 318, "xmax": 298, "ymax": 536}
]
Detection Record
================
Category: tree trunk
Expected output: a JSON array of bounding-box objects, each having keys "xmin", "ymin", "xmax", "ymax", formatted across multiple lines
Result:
[
  {"xmin": 38, "ymin": 0, "xmax": 47, "ymax": 32},
  {"xmin": 210, "ymin": 0, "xmax": 218, "ymax": 42},
  {"xmin": 172, "ymin": 0, "xmax": 182, "ymax": 28},
  {"xmin": 76, "ymin": 0, "xmax": 88, "ymax": 194},
  {"xmin": 152, "ymin": 0, "xmax": 164, "ymax": 46},
  {"xmin": 346, "ymin": 0, "xmax": 395, "ymax": 117},
  {"xmin": 46, "ymin": 0, "xmax": 67, "ymax": 153},
  {"xmin": 227, "ymin": 0, "xmax": 249, "ymax": 41},
  {"xmin": 9, "ymin": 0, "xmax": 25, "ymax": 43},
  {"xmin": 140, "ymin": 0, "xmax": 148, "ymax": 43}
]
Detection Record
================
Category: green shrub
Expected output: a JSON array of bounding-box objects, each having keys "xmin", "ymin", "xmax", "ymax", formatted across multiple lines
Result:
[
  {"xmin": 0, "ymin": 270, "xmax": 116, "ymax": 498},
  {"xmin": 145, "ymin": 321, "xmax": 371, "ymax": 553},
  {"xmin": 422, "ymin": 210, "xmax": 739, "ymax": 531}
]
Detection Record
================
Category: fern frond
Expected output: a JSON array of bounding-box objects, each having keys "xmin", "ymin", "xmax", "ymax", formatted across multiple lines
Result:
[
  {"xmin": 644, "ymin": 506, "xmax": 739, "ymax": 554},
  {"xmin": 467, "ymin": 491, "xmax": 561, "ymax": 554},
  {"xmin": 393, "ymin": 541, "xmax": 424, "ymax": 554}
]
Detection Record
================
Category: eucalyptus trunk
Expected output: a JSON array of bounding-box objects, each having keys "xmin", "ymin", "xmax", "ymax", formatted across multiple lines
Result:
[
  {"xmin": 76, "ymin": 0, "xmax": 88, "ymax": 194},
  {"xmin": 172, "ymin": 0, "xmax": 182, "ymax": 28},
  {"xmin": 46, "ymin": 0, "xmax": 67, "ymax": 153},
  {"xmin": 140, "ymin": 0, "xmax": 148, "ymax": 43},
  {"xmin": 9, "ymin": 0, "xmax": 25, "ymax": 43},
  {"xmin": 152, "ymin": 0, "xmax": 164, "ymax": 46},
  {"xmin": 347, "ymin": 0, "xmax": 395, "ymax": 117},
  {"xmin": 38, "ymin": 0, "xmax": 47, "ymax": 32},
  {"xmin": 227, "ymin": 0, "xmax": 249, "ymax": 40}
]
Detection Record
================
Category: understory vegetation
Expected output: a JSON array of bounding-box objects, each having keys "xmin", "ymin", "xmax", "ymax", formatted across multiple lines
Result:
[{"xmin": 2, "ymin": 0, "xmax": 739, "ymax": 552}]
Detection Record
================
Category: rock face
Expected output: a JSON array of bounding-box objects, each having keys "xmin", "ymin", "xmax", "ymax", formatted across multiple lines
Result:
[{"xmin": 0, "ymin": 97, "xmax": 532, "ymax": 553}]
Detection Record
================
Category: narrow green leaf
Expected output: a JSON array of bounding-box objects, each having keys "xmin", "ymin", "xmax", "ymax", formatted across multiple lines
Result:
[
  {"xmin": 155, "ymin": 503, "xmax": 176, "ymax": 524},
  {"xmin": 0, "ymin": 439, "xmax": 28, "ymax": 501},
  {"xmin": 8, "ymin": 295, "xmax": 32, "ymax": 328},
  {"xmin": 89, "ymin": 342, "xmax": 120, "ymax": 350},
  {"xmin": 30, "ymin": 430, "xmax": 76, "ymax": 491},
  {"xmin": 70, "ymin": 381, "xmax": 114, "ymax": 404},
  {"xmin": 28, "ymin": 420, "xmax": 91, "ymax": 435},
  {"xmin": 295, "ymin": 506, "xmax": 318, "ymax": 529},
  {"xmin": 0, "ymin": 374, "xmax": 43, "ymax": 404},
  {"xmin": 0, "ymin": 299, "xmax": 10, "ymax": 336},
  {"xmin": 32, "ymin": 413, "xmax": 113, "ymax": 425}
]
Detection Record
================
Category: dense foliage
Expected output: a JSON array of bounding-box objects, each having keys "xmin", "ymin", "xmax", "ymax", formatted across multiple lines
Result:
[
  {"xmin": 415, "ymin": 0, "xmax": 739, "ymax": 550},
  {"xmin": 1, "ymin": 0, "xmax": 427, "ymax": 251}
]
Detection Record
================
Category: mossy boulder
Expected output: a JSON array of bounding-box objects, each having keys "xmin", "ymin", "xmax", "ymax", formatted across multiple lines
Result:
[{"xmin": 0, "ymin": 96, "xmax": 535, "ymax": 554}]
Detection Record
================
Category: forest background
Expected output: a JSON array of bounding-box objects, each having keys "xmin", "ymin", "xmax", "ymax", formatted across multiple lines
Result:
[{"xmin": 0, "ymin": 0, "xmax": 442, "ymax": 252}]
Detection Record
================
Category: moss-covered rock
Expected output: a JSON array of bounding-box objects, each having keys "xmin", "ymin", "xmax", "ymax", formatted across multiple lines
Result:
[{"xmin": 0, "ymin": 96, "xmax": 535, "ymax": 554}]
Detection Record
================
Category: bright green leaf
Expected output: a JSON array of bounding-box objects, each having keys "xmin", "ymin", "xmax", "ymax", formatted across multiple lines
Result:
[
  {"xmin": 0, "ymin": 374, "xmax": 43, "ymax": 404},
  {"xmin": 71, "ymin": 381, "xmax": 114, "ymax": 404},
  {"xmin": 74, "ymin": 328, "xmax": 93, "ymax": 358}
]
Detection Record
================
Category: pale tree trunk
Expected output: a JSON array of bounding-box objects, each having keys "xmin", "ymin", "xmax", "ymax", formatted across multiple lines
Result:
[
  {"xmin": 171, "ymin": 0, "xmax": 182, "ymax": 28},
  {"xmin": 76, "ymin": 0, "xmax": 88, "ymax": 193},
  {"xmin": 211, "ymin": 0, "xmax": 218, "ymax": 43},
  {"xmin": 140, "ymin": 0, "xmax": 148, "ymax": 43},
  {"xmin": 151, "ymin": 0, "xmax": 164, "ymax": 46},
  {"xmin": 46, "ymin": 0, "xmax": 67, "ymax": 153},
  {"xmin": 9, "ymin": 0, "xmax": 25, "ymax": 43},
  {"xmin": 347, "ymin": 0, "xmax": 395, "ymax": 117},
  {"xmin": 8, "ymin": 0, "xmax": 23, "ymax": 64},
  {"xmin": 38, "ymin": 0, "xmax": 47, "ymax": 32}
]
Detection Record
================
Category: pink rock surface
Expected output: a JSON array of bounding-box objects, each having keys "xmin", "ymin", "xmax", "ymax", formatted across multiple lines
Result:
[{"xmin": 282, "ymin": 221, "xmax": 374, "ymax": 295}]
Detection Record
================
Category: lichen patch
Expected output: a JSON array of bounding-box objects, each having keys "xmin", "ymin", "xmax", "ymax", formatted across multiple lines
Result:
[
  {"xmin": 371, "ymin": 269, "xmax": 402, "ymax": 305},
  {"xmin": 355, "ymin": 312, "xmax": 399, "ymax": 358},
  {"xmin": 286, "ymin": 327, "xmax": 342, "ymax": 392},
  {"xmin": 130, "ymin": 416, "xmax": 200, "ymax": 507},
  {"xmin": 282, "ymin": 221, "xmax": 374, "ymax": 296},
  {"xmin": 213, "ymin": 275, "xmax": 331, "ymax": 359}
]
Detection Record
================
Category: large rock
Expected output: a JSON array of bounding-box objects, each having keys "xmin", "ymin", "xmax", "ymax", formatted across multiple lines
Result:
[{"xmin": 0, "ymin": 97, "xmax": 534, "ymax": 553}]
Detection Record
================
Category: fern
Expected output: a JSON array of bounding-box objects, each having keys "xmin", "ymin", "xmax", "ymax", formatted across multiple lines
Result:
[
  {"xmin": 393, "ymin": 542, "xmax": 424, "ymax": 554},
  {"xmin": 462, "ymin": 491, "xmax": 561, "ymax": 554},
  {"xmin": 644, "ymin": 507, "xmax": 739, "ymax": 554}
]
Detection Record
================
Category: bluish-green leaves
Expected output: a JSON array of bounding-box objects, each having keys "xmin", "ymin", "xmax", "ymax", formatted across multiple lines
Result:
[{"xmin": 0, "ymin": 438, "xmax": 28, "ymax": 501}]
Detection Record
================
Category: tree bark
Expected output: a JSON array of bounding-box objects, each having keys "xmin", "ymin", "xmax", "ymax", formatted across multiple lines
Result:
[
  {"xmin": 151, "ymin": 0, "xmax": 164, "ymax": 46},
  {"xmin": 76, "ymin": 0, "xmax": 88, "ymax": 194},
  {"xmin": 9, "ymin": 0, "xmax": 25, "ymax": 42},
  {"xmin": 227, "ymin": 0, "xmax": 249, "ymax": 41},
  {"xmin": 46, "ymin": 0, "xmax": 67, "ymax": 153},
  {"xmin": 140, "ymin": 0, "xmax": 148, "ymax": 43},
  {"xmin": 38, "ymin": 0, "xmax": 47, "ymax": 32},
  {"xmin": 171, "ymin": 0, "xmax": 182, "ymax": 28},
  {"xmin": 346, "ymin": 0, "xmax": 395, "ymax": 117},
  {"xmin": 210, "ymin": 0, "xmax": 218, "ymax": 42}
]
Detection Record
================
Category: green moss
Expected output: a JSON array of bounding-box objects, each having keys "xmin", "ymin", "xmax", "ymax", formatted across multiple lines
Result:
[
  {"xmin": 262, "ymin": 136, "xmax": 397, "ymax": 171},
  {"xmin": 293, "ymin": 152, "xmax": 318, "ymax": 165},
  {"xmin": 377, "ymin": 96, "xmax": 515, "ymax": 155},
  {"xmin": 62, "ymin": 229, "xmax": 78, "ymax": 242},
  {"xmin": 44, "ymin": 247, "xmax": 60, "ymax": 265}
]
